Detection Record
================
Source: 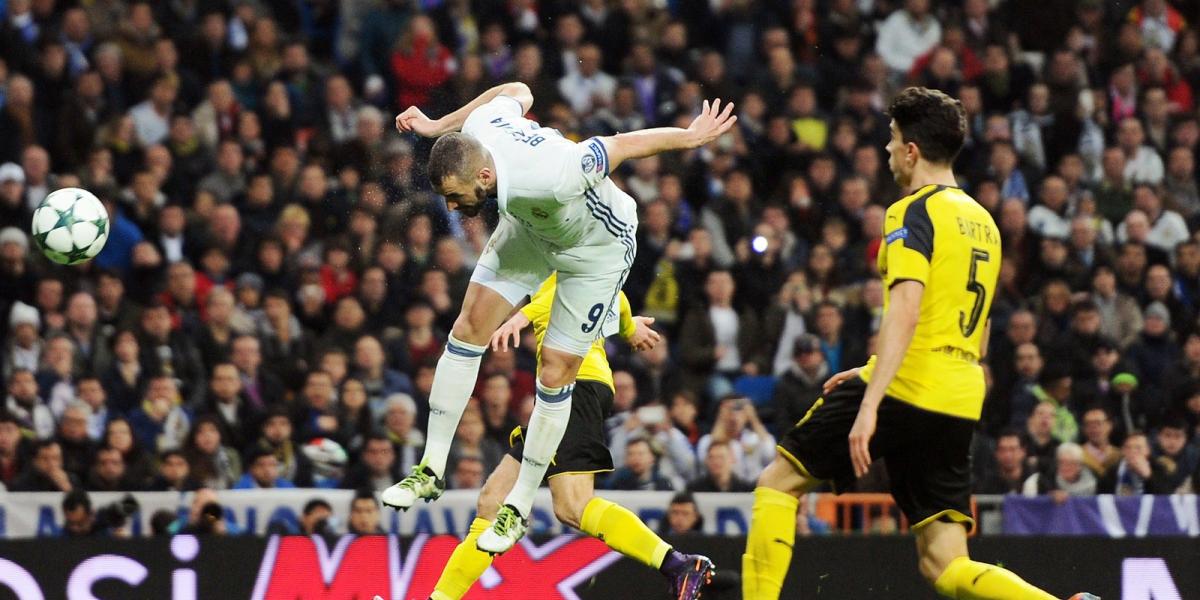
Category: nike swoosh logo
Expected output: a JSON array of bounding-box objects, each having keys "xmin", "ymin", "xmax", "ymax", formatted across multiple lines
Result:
[{"xmin": 773, "ymin": 538, "xmax": 794, "ymax": 549}]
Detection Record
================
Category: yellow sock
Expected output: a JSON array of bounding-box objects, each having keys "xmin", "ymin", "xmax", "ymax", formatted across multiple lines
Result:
[
  {"xmin": 580, "ymin": 497, "xmax": 672, "ymax": 569},
  {"xmin": 742, "ymin": 487, "xmax": 800, "ymax": 600},
  {"xmin": 432, "ymin": 517, "xmax": 495, "ymax": 600},
  {"xmin": 934, "ymin": 556, "xmax": 1058, "ymax": 600}
]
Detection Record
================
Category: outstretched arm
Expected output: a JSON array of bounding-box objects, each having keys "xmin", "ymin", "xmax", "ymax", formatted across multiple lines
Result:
[
  {"xmin": 599, "ymin": 98, "xmax": 737, "ymax": 172},
  {"xmin": 395, "ymin": 82, "xmax": 534, "ymax": 137}
]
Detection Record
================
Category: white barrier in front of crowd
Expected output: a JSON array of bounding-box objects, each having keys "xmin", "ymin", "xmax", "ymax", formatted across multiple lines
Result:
[{"xmin": 0, "ymin": 489, "xmax": 757, "ymax": 539}]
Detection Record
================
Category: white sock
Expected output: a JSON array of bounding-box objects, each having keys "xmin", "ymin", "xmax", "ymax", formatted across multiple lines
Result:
[
  {"xmin": 504, "ymin": 379, "xmax": 574, "ymax": 517},
  {"xmin": 419, "ymin": 334, "xmax": 486, "ymax": 478}
]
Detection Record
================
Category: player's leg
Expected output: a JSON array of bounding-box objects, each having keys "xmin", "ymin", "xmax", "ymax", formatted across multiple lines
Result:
[
  {"xmin": 551, "ymin": 473, "xmax": 715, "ymax": 599},
  {"xmin": 742, "ymin": 454, "xmax": 818, "ymax": 600},
  {"xmin": 918, "ymin": 520, "xmax": 1061, "ymax": 600},
  {"xmin": 381, "ymin": 282, "xmax": 514, "ymax": 509},
  {"xmin": 744, "ymin": 380, "xmax": 864, "ymax": 600},
  {"xmin": 890, "ymin": 401, "xmax": 1071, "ymax": 600},
  {"xmin": 478, "ymin": 267, "xmax": 621, "ymax": 552},
  {"xmin": 430, "ymin": 455, "xmax": 519, "ymax": 600},
  {"xmin": 384, "ymin": 219, "xmax": 547, "ymax": 510}
]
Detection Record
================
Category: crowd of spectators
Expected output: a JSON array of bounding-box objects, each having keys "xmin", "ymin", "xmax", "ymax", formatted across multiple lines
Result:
[{"xmin": 2, "ymin": 0, "xmax": 1200, "ymax": 512}]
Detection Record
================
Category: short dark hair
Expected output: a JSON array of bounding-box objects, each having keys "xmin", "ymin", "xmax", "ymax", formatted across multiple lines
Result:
[
  {"xmin": 427, "ymin": 133, "xmax": 485, "ymax": 188},
  {"xmin": 996, "ymin": 428, "xmax": 1025, "ymax": 446},
  {"xmin": 303, "ymin": 498, "xmax": 332, "ymax": 516},
  {"xmin": 62, "ymin": 489, "xmax": 92, "ymax": 513},
  {"xmin": 669, "ymin": 491, "xmax": 697, "ymax": 506},
  {"xmin": 888, "ymin": 87, "xmax": 967, "ymax": 164}
]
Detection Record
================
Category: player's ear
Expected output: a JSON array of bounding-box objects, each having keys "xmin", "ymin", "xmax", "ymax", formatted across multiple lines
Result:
[{"xmin": 905, "ymin": 141, "xmax": 920, "ymax": 165}]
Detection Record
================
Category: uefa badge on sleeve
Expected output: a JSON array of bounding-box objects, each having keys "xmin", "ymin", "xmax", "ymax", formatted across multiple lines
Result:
[{"xmin": 581, "ymin": 153, "xmax": 596, "ymax": 173}]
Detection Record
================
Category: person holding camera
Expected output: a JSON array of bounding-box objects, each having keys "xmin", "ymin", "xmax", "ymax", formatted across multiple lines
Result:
[
  {"xmin": 61, "ymin": 489, "xmax": 141, "ymax": 537},
  {"xmin": 696, "ymin": 395, "xmax": 775, "ymax": 484}
]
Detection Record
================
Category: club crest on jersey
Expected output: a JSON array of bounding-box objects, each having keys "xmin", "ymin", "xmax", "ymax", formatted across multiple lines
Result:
[{"xmin": 886, "ymin": 227, "xmax": 908, "ymax": 244}]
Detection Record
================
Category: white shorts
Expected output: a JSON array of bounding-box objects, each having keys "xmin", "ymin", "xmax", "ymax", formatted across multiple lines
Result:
[{"xmin": 471, "ymin": 208, "xmax": 637, "ymax": 357}]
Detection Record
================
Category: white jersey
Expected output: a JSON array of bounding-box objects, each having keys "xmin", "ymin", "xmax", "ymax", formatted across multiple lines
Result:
[{"xmin": 462, "ymin": 96, "xmax": 637, "ymax": 249}]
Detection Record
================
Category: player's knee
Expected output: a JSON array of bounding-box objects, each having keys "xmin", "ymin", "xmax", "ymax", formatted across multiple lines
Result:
[
  {"xmin": 450, "ymin": 315, "xmax": 489, "ymax": 346},
  {"xmin": 756, "ymin": 456, "xmax": 804, "ymax": 493},
  {"xmin": 538, "ymin": 350, "xmax": 583, "ymax": 389}
]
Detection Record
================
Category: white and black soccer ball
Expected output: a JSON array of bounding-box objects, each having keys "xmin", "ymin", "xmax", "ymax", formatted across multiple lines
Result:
[{"xmin": 31, "ymin": 187, "xmax": 109, "ymax": 265}]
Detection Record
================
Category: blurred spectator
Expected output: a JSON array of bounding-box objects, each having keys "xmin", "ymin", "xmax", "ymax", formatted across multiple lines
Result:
[
  {"xmin": 605, "ymin": 437, "xmax": 674, "ymax": 491},
  {"xmin": 183, "ymin": 415, "xmax": 243, "ymax": 491},
  {"xmin": 127, "ymin": 375, "xmax": 191, "ymax": 453},
  {"xmin": 1153, "ymin": 418, "xmax": 1198, "ymax": 493},
  {"xmin": 975, "ymin": 429, "xmax": 1031, "ymax": 494},
  {"xmin": 348, "ymin": 490, "xmax": 385, "ymax": 535},
  {"xmin": 697, "ymin": 396, "xmax": 775, "ymax": 483},
  {"xmin": 771, "ymin": 335, "xmax": 826, "ymax": 433},
  {"xmin": 1022, "ymin": 442, "xmax": 1098, "ymax": 499},
  {"xmin": 448, "ymin": 405, "xmax": 503, "ymax": 476},
  {"xmin": 200, "ymin": 363, "xmax": 258, "ymax": 450},
  {"xmin": 5, "ymin": 368, "xmax": 51, "ymax": 439},
  {"xmin": 1099, "ymin": 430, "xmax": 1174, "ymax": 494},
  {"xmin": 1080, "ymin": 407, "xmax": 1122, "ymax": 477},
  {"xmin": 611, "ymin": 400, "xmax": 697, "ymax": 489},
  {"xmin": 60, "ymin": 490, "xmax": 97, "ymax": 537},
  {"xmin": 380, "ymin": 392, "xmax": 423, "ymax": 475},
  {"xmin": 11, "ymin": 439, "xmax": 78, "ymax": 492},
  {"xmin": 341, "ymin": 433, "xmax": 402, "ymax": 493},
  {"xmin": 103, "ymin": 416, "xmax": 155, "ymax": 488},
  {"xmin": 234, "ymin": 446, "xmax": 296, "ymax": 489},
  {"xmin": 875, "ymin": 0, "xmax": 941, "ymax": 76},
  {"xmin": 149, "ymin": 448, "xmax": 200, "ymax": 491},
  {"xmin": 100, "ymin": 329, "xmax": 146, "ymax": 415},
  {"xmin": 687, "ymin": 441, "xmax": 754, "ymax": 493},
  {"xmin": 56, "ymin": 402, "xmax": 97, "ymax": 481},
  {"xmin": 679, "ymin": 270, "xmax": 766, "ymax": 401},
  {"xmin": 174, "ymin": 488, "xmax": 241, "ymax": 535},
  {"xmin": 4, "ymin": 301, "xmax": 42, "ymax": 378},
  {"xmin": 85, "ymin": 445, "xmax": 141, "ymax": 491},
  {"xmin": 250, "ymin": 407, "xmax": 313, "ymax": 488},
  {"xmin": 661, "ymin": 492, "xmax": 703, "ymax": 536},
  {"xmin": 448, "ymin": 454, "xmax": 484, "ymax": 490},
  {"xmin": 0, "ymin": 411, "xmax": 26, "ymax": 488}
]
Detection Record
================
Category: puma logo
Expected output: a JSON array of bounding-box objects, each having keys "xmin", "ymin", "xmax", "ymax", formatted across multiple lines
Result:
[{"xmin": 972, "ymin": 568, "xmax": 996, "ymax": 586}]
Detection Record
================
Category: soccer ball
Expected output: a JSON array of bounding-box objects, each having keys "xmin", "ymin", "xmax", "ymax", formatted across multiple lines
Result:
[{"xmin": 31, "ymin": 187, "xmax": 109, "ymax": 265}]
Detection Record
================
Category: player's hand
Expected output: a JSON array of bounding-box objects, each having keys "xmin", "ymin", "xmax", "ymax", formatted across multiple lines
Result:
[
  {"xmin": 491, "ymin": 313, "xmax": 531, "ymax": 352},
  {"xmin": 822, "ymin": 367, "xmax": 861, "ymax": 395},
  {"xmin": 686, "ymin": 98, "xmax": 738, "ymax": 149},
  {"xmin": 628, "ymin": 316, "xmax": 661, "ymax": 351},
  {"xmin": 395, "ymin": 106, "xmax": 442, "ymax": 137},
  {"xmin": 848, "ymin": 405, "xmax": 878, "ymax": 478}
]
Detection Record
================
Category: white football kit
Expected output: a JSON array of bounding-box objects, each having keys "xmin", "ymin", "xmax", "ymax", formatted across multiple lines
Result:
[{"xmin": 463, "ymin": 95, "xmax": 638, "ymax": 356}]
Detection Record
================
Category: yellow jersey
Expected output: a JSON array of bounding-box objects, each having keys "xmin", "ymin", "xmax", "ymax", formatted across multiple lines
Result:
[
  {"xmin": 521, "ymin": 273, "xmax": 636, "ymax": 391},
  {"xmin": 858, "ymin": 184, "xmax": 1001, "ymax": 421}
]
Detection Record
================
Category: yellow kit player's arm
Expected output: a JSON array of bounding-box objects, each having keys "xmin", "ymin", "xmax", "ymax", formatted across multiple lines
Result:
[{"xmin": 850, "ymin": 280, "xmax": 924, "ymax": 477}]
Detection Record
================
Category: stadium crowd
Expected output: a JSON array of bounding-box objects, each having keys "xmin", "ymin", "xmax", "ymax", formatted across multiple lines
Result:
[{"xmin": 2, "ymin": 0, "xmax": 1200, "ymax": 525}]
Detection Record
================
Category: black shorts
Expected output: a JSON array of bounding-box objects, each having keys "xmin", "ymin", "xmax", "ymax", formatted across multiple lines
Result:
[
  {"xmin": 507, "ymin": 379, "xmax": 615, "ymax": 479},
  {"xmin": 777, "ymin": 377, "xmax": 976, "ymax": 530}
]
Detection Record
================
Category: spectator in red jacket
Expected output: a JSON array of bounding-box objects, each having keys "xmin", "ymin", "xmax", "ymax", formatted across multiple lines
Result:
[{"xmin": 390, "ymin": 15, "xmax": 456, "ymax": 110}]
